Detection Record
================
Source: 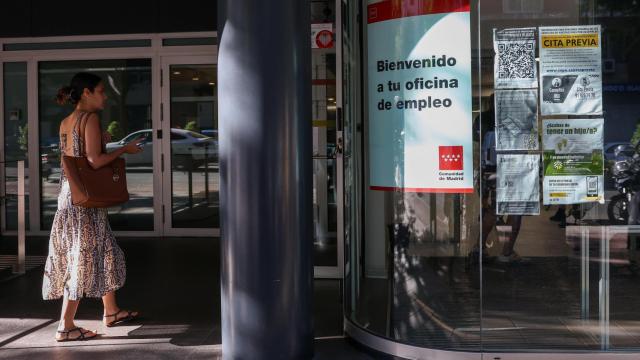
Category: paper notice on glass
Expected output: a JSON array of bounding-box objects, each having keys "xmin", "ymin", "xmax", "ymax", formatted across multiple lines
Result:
[
  {"xmin": 497, "ymin": 154, "xmax": 540, "ymax": 215},
  {"xmin": 495, "ymin": 89, "xmax": 539, "ymax": 151},
  {"xmin": 493, "ymin": 27, "xmax": 537, "ymax": 89},
  {"xmin": 539, "ymin": 25, "xmax": 602, "ymax": 115},
  {"xmin": 542, "ymin": 118, "xmax": 604, "ymax": 205}
]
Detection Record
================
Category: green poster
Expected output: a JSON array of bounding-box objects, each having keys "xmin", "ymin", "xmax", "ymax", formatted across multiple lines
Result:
[{"xmin": 542, "ymin": 118, "xmax": 604, "ymax": 204}]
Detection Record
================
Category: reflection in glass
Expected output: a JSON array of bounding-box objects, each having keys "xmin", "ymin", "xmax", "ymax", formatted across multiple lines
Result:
[
  {"xmin": 310, "ymin": 0, "xmax": 338, "ymax": 268},
  {"xmin": 38, "ymin": 59, "xmax": 153, "ymax": 230},
  {"xmin": 313, "ymin": 156, "xmax": 338, "ymax": 267},
  {"xmin": 3, "ymin": 62, "xmax": 30, "ymax": 230},
  {"xmin": 312, "ymin": 48, "xmax": 338, "ymax": 267},
  {"xmin": 169, "ymin": 65, "xmax": 218, "ymax": 228},
  {"xmin": 344, "ymin": 0, "xmax": 640, "ymax": 354},
  {"xmin": 480, "ymin": 0, "xmax": 640, "ymax": 351},
  {"xmin": 344, "ymin": 0, "xmax": 482, "ymax": 351}
]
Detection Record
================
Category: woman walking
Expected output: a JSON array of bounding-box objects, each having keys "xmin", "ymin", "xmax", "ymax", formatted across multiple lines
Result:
[{"xmin": 42, "ymin": 72, "xmax": 143, "ymax": 341}]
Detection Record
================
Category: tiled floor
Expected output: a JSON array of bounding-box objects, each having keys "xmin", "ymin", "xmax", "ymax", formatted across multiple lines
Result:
[{"xmin": 0, "ymin": 237, "xmax": 389, "ymax": 360}]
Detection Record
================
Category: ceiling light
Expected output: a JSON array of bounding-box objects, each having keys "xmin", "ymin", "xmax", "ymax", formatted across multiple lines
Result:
[{"xmin": 173, "ymin": 71, "xmax": 181, "ymax": 75}]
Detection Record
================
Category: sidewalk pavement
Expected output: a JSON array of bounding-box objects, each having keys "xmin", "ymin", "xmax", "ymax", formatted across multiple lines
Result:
[{"xmin": 0, "ymin": 237, "xmax": 392, "ymax": 359}]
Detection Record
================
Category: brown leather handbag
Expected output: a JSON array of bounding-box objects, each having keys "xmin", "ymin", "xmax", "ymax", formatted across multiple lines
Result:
[{"xmin": 61, "ymin": 112, "xmax": 129, "ymax": 208}]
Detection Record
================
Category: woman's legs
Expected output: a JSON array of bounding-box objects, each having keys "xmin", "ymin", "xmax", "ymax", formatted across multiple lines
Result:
[
  {"xmin": 56, "ymin": 295, "xmax": 97, "ymax": 340},
  {"xmin": 58, "ymin": 296, "xmax": 80, "ymax": 330},
  {"xmin": 102, "ymin": 290, "xmax": 119, "ymax": 316},
  {"xmin": 502, "ymin": 215, "xmax": 523, "ymax": 257},
  {"xmin": 54, "ymin": 290, "xmax": 138, "ymax": 338},
  {"xmin": 102, "ymin": 290, "xmax": 139, "ymax": 326}
]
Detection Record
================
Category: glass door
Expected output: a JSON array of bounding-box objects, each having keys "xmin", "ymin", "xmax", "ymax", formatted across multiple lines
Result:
[
  {"xmin": 312, "ymin": 48, "xmax": 340, "ymax": 277},
  {"xmin": 311, "ymin": 0, "xmax": 343, "ymax": 278},
  {"xmin": 161, "ymin": 56, "xmax": 218, "ymax": 235},
  {"xmin": 2, "ymin": 62, "xmax": 30, "ymax": 232},
  {"xmin": 38, "ymin": 59, "xmax": 154, "ymax": 231}
]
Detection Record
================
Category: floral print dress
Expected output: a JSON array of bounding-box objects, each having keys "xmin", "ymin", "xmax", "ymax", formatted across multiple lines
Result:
[{"xmin": 42, "ymin": 111, "xmax": 126, "ymax": 300}]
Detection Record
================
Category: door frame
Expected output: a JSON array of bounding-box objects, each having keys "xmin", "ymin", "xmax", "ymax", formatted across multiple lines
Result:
[
  {"xmin": 0, "ymin": 31, "xmax": 344, "ymax": 277},
  {"xmin": 0, "ymin": 32, "xmax": 217, "ymax": 237},
  {"xmin": 160, "ymin": 55, "xmax": 219, "ymax": 237},
  {"xmin": 314, "ymin": 0, "xmax": 344, "ymax": 279}
]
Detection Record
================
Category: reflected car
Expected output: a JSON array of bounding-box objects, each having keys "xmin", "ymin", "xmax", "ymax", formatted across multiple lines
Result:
[
  {"xmin": 201, "ymin": 129, "xmax": 218, "ymax": 140},
  {"xmin": 40, "ymin": 136, "xmax": 60, "ymax": 181},
  {"xmin": 106, "ymin": 128, "xmax": 217, "ymax": 166}
]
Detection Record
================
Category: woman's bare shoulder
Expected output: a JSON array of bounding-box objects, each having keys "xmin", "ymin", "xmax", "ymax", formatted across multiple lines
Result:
[
  {"xmin": 83, "ymin": 112, "xmax": 102, "ymax": 131},
  {"xmin": 85, "ymin": 111, "xmax": 101, "ymax": 122},
  {"xmin": 59, "ymin": 113, "xmax": 76, "ymax": 133}
]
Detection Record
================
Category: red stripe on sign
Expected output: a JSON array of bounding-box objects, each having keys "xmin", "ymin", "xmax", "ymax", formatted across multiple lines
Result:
[
  {"xmin": 370, "ymin": 186, "xmax": 475, "ymax": 194},
  {"xmin": 367, "ymin": 0, "xmax": 470, "ymax": 24}
]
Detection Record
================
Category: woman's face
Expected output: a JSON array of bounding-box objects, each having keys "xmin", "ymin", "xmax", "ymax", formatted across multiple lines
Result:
[{"xmin": 83, "ymin": 82, "xmax": 108, "ymax": 110}]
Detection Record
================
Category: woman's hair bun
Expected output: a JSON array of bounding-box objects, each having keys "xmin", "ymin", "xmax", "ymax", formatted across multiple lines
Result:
[
  {"xmin": 56, "ymin": 86, "xmax": 74, "ymax": 105},
  {"xmin": 55, "ymin": 72, "xmax": 101, "ymax": 106}
]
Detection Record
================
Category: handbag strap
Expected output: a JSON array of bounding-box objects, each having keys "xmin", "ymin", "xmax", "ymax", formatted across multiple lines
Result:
[{"xmin": 72, "ymin": 111, "xmax": 90, "ymax": 156}]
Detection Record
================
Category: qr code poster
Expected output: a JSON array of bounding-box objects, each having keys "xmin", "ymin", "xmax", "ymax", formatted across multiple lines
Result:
[{"xmin": 493, "ymin": 28, "xmax": 538, "ymax": 89}]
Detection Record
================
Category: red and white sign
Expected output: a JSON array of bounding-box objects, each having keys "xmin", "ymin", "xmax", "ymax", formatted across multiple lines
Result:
[
  {"xmin": 311, "ymin": 23, "xmax": 333, "ymax": 49},
  {"xmin": 439, "ymin": 146, "xmax": 464, "ymax": 171},
  {"xmin": 367, "ymin": 0, "xmax": 473, "ymax": 194},
  {"xmin": 367, "ymin": 0, "xmax": 470, "ymax": 24}
]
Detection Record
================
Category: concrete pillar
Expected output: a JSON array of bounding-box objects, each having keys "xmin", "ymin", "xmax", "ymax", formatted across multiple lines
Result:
[{"xmin": 218, "ymin": 0, "xmax": 314, "ymax": 359}]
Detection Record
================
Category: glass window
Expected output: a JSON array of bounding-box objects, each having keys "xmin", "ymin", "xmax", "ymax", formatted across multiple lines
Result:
[
  {"xmin": 345, "ymin": 0, "xmax": 640, "ymax": 354},
  {"xmin": 479, "ymin": 0, "xmax": 640, "ymax": 351},
  {"xmin": 311, "ymin": 0, "xmax": 338, "ymax": 269},
  {"xmin": 3, "ymin": 62, "xmax": 30, "ymax": 230},
  {"xmin": 168, "ymin": 64, "xmax": 218, "ymax": 228},
  {"xmin": 344, "ymin": 0, "xmax": 482, "ymax": 350},
  {"xmin": 38, "ymin": 59, "xmax": 153, "ymax": 231}
]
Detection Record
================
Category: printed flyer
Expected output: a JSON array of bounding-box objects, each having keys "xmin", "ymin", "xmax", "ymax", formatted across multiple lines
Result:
[
  {"xmin": 495, "ymin": 89, "xmax": 539, "ymax": 151},
  {"xmin": 367, "ymin": 0, "xmax": 473, "ymax": 193},
  {"xmin": 542, "ymin": 118, "xmax": 604, "ymax": 205},
  {"xmin": 493, "ymin": 27, "xmax": 538, "ymax": 89},
  {"xmin": 497, "ymin": 154, "xmax": 540, "ymax": 215},
  {"xmin": 539, "ymin": 25, "xmax": 603, "ymax": 115}
]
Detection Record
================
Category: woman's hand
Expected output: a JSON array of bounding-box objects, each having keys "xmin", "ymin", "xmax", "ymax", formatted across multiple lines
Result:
[{"xmin": 123, "ymin": 137, "xmax": 145, "ymax": 154}]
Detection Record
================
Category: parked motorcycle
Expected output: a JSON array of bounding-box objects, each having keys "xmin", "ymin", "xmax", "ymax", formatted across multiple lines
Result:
[{"xmin": 608, "ymin": 144, "xmax": 640, "ymax": 224}]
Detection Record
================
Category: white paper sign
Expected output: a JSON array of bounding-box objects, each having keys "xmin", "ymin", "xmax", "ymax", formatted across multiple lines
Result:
[
  {"xmin": 495, "ymin": 89, "xmax": 539, "ymax": 151},
  {"xmin": 539, "ymin": 25, "xmax": 603, "ymax": 115},
  {"xmin": 497, "ymin": 154, "xmax": 541, "ymax": 215}
]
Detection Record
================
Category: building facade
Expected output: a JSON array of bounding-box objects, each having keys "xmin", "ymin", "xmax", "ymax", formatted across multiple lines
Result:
[{"xmin": 3, "ymin": 0, "xmax": 640, "ymax": 358}]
